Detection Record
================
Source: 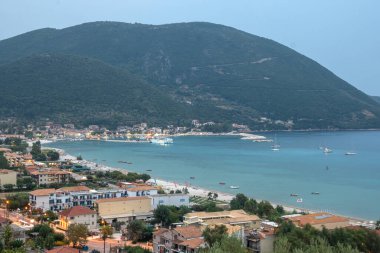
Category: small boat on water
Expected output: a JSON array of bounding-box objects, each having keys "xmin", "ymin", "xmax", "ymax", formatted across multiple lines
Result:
[
  {"xmin": 146, "ymin": 169, "xmax": 152, "ymax": 172},
  {"xmin": 150, "ymin": 137, "xmax": 174, "ymax": 145},
  {"xmin": 271, "ymin": 134, "xmax": 280, "ymax": 151},
  {"xmin": 311, "ymin": 192, "xmax": 320, "ymax": 195},
  {"xmin": 117, "ymin": 161, "xmax": 128, "ymax": 164},
  {"xmin": 323, "ymin": 147, "xmax": 333, "ymax": 153},
  {"xmin": 296, "ymin": 198, "xmax": 303, "ymax": 203},
  {"xmin": 345, "ymin": 152, "xmax": 357, "ymax": 156},
  {"xmin": 290, "ymin": 193, "xmax": 299, "ymax": 197},
  {"xmin": 190, "ymin": 176, "xmax": 195, "ymax": 179},
  {"xmin": 219, "ymin": 182, "xmax": 226, "ymax": 185},
  {"xmin": 230, "ymin": 185, "xmax": 240, "ymax": 189}
]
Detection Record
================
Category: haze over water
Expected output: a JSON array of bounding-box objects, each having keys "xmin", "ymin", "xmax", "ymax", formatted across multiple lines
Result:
[{"xmin": 47, "ymin": 131, "xmax": 380, "ymax": 220}]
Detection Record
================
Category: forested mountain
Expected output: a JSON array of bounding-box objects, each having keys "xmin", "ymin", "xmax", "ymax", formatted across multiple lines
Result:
[
  {"xmin": 0, "ymin": 21, "xmax": 379, "ymax": 129},
  {"xmin": 0, "ymin": 54, "xmax": 193, "ymax": 127},
  {"xmin": 372, "ymin": 96, "xmax": 380, "ymax": 104}
]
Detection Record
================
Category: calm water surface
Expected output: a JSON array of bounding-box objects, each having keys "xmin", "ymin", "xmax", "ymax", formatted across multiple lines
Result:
[{"xmin": 46, "ymin": 131, "xmax": 380, "ymax": 220}]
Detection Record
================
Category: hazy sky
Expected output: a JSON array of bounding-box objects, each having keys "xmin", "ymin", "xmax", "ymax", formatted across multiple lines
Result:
[{"xmin": 1, "ymin": 0, "xmax": 379, "ymax": 95}]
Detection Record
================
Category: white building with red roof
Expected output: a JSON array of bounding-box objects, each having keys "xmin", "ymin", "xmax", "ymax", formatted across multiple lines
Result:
[{"xmin": 58, "ymin": 206, "xmax": 97, "ymax": 231}]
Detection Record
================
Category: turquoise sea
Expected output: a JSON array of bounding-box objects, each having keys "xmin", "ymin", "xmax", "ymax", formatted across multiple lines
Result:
[{"xmin": 46, "ymin": 131, "xmax": 380, "ymax": 220}]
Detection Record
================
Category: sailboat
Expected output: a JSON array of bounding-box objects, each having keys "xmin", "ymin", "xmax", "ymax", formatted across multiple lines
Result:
[
  {"xmin": 323, "ymin": 147, "xmax": 332, "ymax": 153},
  {"xmin": 271, "ymin": 134, "xmax": 280, "ymax": 151}
]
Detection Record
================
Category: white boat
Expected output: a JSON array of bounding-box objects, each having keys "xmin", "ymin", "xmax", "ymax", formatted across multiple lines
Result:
[
  {"xmin": 296, "ymin": 198, "xmax": 303, "ymax": 203},
  {"xmin": 345, "ymin": 152, "xmax": 357, "ymax": 155},
  {"xmin": 271, "ymin": 134, "xmax": 280, "ymax": 151},
  {"xmin": 230, "ymin": 185, "xmax": 240, "ymax": 189},
  {"xmin": 150, "ymin": 137, "xmax": 174, "ymax": 145},
  {"xmin": 323, "ymin": 147, "xmax": 332, "ymax": 153}
]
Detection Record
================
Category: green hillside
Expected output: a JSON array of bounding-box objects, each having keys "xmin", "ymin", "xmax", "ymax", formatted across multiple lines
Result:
[
  {"xmin": 0, "ymin": 22, "xmax": 379, "ymax": 129},
  {"xmin": 372, "ymin": 96, "xmax": 380, "ymax": 104},
  {"xmin": 0, "ymin": 54, "xmax": 193, "ymax": 128}
]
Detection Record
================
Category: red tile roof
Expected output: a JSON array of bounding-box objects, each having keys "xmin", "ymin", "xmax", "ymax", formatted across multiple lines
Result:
[
  {"xmin": 59, "ymin": 186, "xmax": 90, "ymax": 192},
  {"xmin": 288, "ymin": 212, "xmax": 349, "ymax": 226},
  {"xmin": 59, "ymin": 206, "xmax": 96, "ymax": 217},
  {"xmin": 174, "ymin": 226, "xmax": 203, "ymax": 239},
  {"xmin": 178, "ymin": 238, "xmax": 204, "ymax": 249},
  {"xmin": 29, "ymin": 188, "xmax": 56, "ymax": 196}
]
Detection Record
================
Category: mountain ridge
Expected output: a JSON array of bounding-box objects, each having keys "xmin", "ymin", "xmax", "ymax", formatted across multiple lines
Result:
[{"xmin": 0, "ymin": 21, "xmax": 379, "ymax": 129}]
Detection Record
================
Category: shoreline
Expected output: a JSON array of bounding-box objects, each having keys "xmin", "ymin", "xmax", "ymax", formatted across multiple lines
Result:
[{"xmin": 44, "ymin": 144, "xmax": 373, "ymax": 225}]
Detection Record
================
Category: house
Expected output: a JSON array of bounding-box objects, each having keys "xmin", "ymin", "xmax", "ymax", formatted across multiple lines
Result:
[
  {"xmin": 151, "ymin": 194, "xmax": 189, "ymax": 209},
  {"xmin": 0, "ymin": 169, "xmax": 17, "ymax": 188},
  {"xmin": 183, "ymin": 210, "xmax": 261, "ymax": 229},
  {"xmin": 58, "ymin": 206, "xmax": 97, "ymax": 231},
  {"xmin": 285, "ymin": 212, "xmax": 350, "ymax": 230},
  {"xmin": 153, "ymin": 226, "xmax": 205, "ymax": 253},
  {"xmin": 3, "ymin": 152, "xmax": 24, "ymax": 167},
  {"xmin": 30, "ymin": 168, "xmax": 71, "ymax": 186},
  {"xmin": 29, "ymin": 188, "xmax": 57, "ymax": 211},
  {"xmin": 95, "ymin": 196, "xmax": 153, "ymax": 223}
]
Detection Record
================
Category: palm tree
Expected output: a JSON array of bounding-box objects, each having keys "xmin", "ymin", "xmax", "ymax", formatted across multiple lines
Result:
[{"xmin": 100, "ymin": 224, "xmax": 113, "ymax": 253}]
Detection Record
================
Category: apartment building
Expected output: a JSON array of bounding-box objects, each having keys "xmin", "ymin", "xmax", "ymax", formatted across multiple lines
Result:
[
  {"xmin": 0, "ymin": 169, "xmax": 17, "ymax": 188},
  {"xmin": 58, "ymin": 206, "xmax": 97, "ymax": 231}
]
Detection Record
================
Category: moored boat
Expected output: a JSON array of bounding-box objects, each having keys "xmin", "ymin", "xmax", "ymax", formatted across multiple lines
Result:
[{"xmin": 230, "ymin": 185, "xmax": 240, "ymax": 189}]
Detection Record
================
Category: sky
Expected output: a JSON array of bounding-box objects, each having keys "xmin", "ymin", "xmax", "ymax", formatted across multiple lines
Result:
[{"xmin": 0, "ymin": 0, "xmax": 379, "ymax": 95}]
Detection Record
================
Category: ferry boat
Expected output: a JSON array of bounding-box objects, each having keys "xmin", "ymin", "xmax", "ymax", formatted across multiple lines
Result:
[
  {"xmin": 150, "ymin": 137, "xmax": 174, "ymax": 145},
  {"xmin": 230, "ymin": 185, "xmax": 240, "ymax": 189}
]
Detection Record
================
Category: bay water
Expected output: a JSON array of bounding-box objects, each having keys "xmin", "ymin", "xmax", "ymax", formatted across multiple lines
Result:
[{"xmin": 46, "ymin": 131, "xmax": 380, "ymax": 220}]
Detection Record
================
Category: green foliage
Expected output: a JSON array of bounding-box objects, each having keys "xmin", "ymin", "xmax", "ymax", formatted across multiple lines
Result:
[
  {"xmin": 66, "ymin": 223, "xmax": 89, "ymax": 247},
  {"xmin": 122, "ymin": 246, "xmax": 151, "ymax": 253},
  {"xmin": 6, "ymin": 193, "xmax": 29, "ymax": 210},
  {"xmin": 276, "ymin": 221, "xmax": 380, "ymax": 253},
  {"xmin": 202, "ymin": 225, "xmax": 228, "ymax": 247},
  {"xmin": 229, "ymin": 193, "xmax": 285, "ymax": 221},
  {"xmin": 1, "ymin": 22, "xmax": 380, "ymax": 129},
  {"xmin": 200, "ymin": 236, "xmax": 247, "ymax": 253},
  {"xmin": 100, "ymin": 225, "xmax": 113, "ymax": 241},
  {"xmin": 0, "ymin": 152, "xmax": 10, "ymax": 168},
  {"xmin": 274, "ymin": 237, "xmax": 360, "ymax": 253},
  {"xmin": 45, "ymin": 150, "xmax": 59, "ymax": 161},
  {"xmin": 3, "ymin": 138, "xmax": 28, "ymax": 153},
  {"xmin": 104, "ymin": 170, "xmax": 151, "ymax": 182},
  {"xmin": 126, "ymin": 220, "xmax": 150, "ymax": 242},
  {"xmin": 153, "ymin": 205, "xmax": 191, "ymax": 227}
]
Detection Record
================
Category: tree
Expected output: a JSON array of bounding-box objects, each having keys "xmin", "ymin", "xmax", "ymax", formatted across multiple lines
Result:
[
  {"xmin": 201, "ymin": 236, "xmax": 247, "ymax": 253},
  {"xmin": 213, "ymin": 193, "xmax": 218, "ymax": 200},
  {"xmin": 66, "ymin": 224, "xmax": 88, "ymax": 247},
  {"xmin": 100, "ymin": 225, "xmax": 113, "ymax": 253},
  {"xmin": 6, "ymin": 193, "xmax": 29, "ymax": 210},
  {"xmin": 2, "ymin": 225, "xmax": 13, "ymax": 249},
  {"xmin": 244, "ymin": 199, "xmax": 258, "ymax": 214},
  {"xmin": 46, "ymin": 150, "xmax": 59, "ymax": 161},
  {"xmin": 127, "ymin": 220, "xmax": 146, "ymax": 242},
  {"xmin": 3, "ymin": 184, "xmax": 14, "ymax": 191},
  {"xmin": 30, "ymin": 141, "xmax": 41, "ymax": 159},
  {"xmin": 230, "ymin": 193, "xmax": 248, "ymax": 210},
  {"xmin": 202, "ymin": 225, "xmax": 228, "ymax": 247},
  {"xmin": 154, "ymin": 205, "xmax": 172, "ymax": 227},
  {"xmin": 376, "ymin": 220, "xmax": 380, "ymax": 230}
]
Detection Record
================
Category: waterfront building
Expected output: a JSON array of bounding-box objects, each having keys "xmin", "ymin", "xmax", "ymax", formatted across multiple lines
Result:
[
  {"xmin": 30, "ymin": 168, "xmax": 71, "ymax": 186},
  {"xmin": 150, "ymin": 194, "xmax": 189, "ymax": 209},
  {"xmin": 0, "ymin": 169, "xmax": 17, "ymax": 189},
  {"xmin": 285, "ymin": 212, "xmax": 350, "ymax": 230},
  {"xmin": 153, "ymin": 225, "xmax": 205, "ymax": 253},
  {"xmin": 58, "ymin": 206, "xmax": 97, "ymax": 231},
  {"xmin": 183, "ymin": 210, "xmax": 261, "ymax": 229},
  {"xmin": 95, "ymin": 196, "xmax": 153, "ymax": 223}
]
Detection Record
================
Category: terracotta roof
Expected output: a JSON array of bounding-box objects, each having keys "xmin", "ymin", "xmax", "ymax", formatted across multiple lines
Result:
[
  {"xmin": 29, "ymin": 188, "xmax": 56, "ymax": 196},
  {"xmin": 46, "ymin": 246, "xmax": 80, "ymax": 253},
  {"xmin": 0, "ymin": 169, "xmax": 17, "ymax": 174},
  {"xmin": 96, "ymin": 196, "xmax": 150, "ymax": 203},
  {"xmin": 59, "ymin": 206, "xmax": 96, "ymax": 217},
  {"xmin": 174, "ymin": 226, "xmax": 203, "ymax": 239},
  {"xmin": 31, "ymin": 169, "xmax": 70, "ymax": 175},
  {"xmin": 288, "ymin": 213, "xmax": 349, "ymax": 226},
  {"xmin": 59, "ymin": 186, "xmax": 90, "ymax": 192},
  {"xmin": 178, "ymin": 238, "xmax": 204, "ymax": 249},
  {"xmin": 0, "ymin": 148, "xmax": 11, "ymax": 152},
  {"xmin": 126, "ymin": 185, "xmax": 158, "ymax": 192},
  {"xmin": 154, "ymin": 228, "xmax": 169, "ymax": 236}
]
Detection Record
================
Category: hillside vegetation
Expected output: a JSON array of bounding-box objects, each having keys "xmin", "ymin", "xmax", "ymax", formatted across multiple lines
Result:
[{"xmin": 0, "ymin": 22, "xmax": 379, "ymax": 129}]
